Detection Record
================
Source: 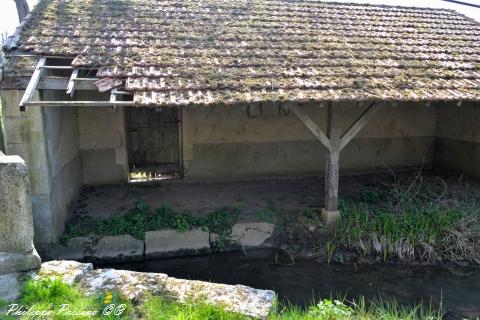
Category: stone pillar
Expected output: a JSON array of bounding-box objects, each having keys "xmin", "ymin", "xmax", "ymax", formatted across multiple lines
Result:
[{"xmin": 0, "ymin": 152, "xmax": 41, "ymax": 300}]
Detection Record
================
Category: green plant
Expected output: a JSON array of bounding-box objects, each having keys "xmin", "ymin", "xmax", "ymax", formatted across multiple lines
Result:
[
  {"xmin": 326, "ymin": 240, "xmax": 335, "ymax": 265},
  {"xmin": 256, "ymin": 206, "xmax": 278, "ymax": 224},
  {"xmin": 333, "ymin": 185, "xmax": 480, "ymax": 264},
  {"xmin": 61, "ymin": 200, "xmax": 242, "ymax": 243},
  {"xmin": 8, "ymin": 278, "xmax": 132, "ymax": 320},
  {"xmin": 307, "ymin": 299, "xmax": 354, "ymax": 320}
]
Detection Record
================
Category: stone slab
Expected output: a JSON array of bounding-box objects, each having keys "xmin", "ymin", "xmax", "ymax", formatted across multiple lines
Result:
[
  {"xmin": 38, "ymin": 260, "xmax": 93, "ymax": 285},
  {"xmin": 87, "ymin": 235, "xmax": 144, "ymax": 261},
  {"xmin": 231, "ymin": 222, "xmax": 275, "ymax": 247},
  {"xmin": 0, "ymin": 251, "xmax": 41, "ymax": 275},
  {"xmin": 55, "ymin": 237, "xmax": 92, "ymax": 260},
  {"xmin": 145, "ymin": 229, "xmax": 210, "ymax": 257}
]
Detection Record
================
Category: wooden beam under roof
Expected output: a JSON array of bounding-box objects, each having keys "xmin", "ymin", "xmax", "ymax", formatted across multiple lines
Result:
[
  {"xmin": 66, "ymin": 69, "xmax": 79, "ymax": 97},
  {"xmin": 19, "ymin": 57, "xmax": 46, "ymax": 111},
  {"xmin": 0, "ymin": 76, "xmax": 99, "ymax": 90},
  {"xmin": 23, "ymin": 100, "xmax": 135, "ymax": 107}
]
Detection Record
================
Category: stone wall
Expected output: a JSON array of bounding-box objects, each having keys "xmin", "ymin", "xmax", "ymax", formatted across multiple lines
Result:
[
  {"xmin": 435, "ymin": 101, "xmax": 480, "ymax": 179},
  {"xmin": 182, "ymin": 101, "xmax": 437, "ymax": 179}
]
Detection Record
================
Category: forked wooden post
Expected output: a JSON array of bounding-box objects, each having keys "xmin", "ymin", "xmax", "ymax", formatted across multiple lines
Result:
[{"xmin": 289, "ymin": 101, "xmax": 380, "ymax": 226}]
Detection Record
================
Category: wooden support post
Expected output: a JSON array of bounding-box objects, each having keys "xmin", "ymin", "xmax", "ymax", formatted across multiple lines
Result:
[
  {"xmin": 288, "ymin": 101, "xmax": 378, "ymax": 226},
  {"xmin": 19, "ymin": 57, "xmax": 46, "ymax": 111},
  {"xmin": 322, "ymin": 102, "xmax": 341, "ymax": 225}
]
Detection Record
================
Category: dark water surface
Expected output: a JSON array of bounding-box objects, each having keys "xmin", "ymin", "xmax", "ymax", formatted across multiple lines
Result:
[{"xmin": 98, "ymin": 249, "xmax": 480, "ymax": 318}]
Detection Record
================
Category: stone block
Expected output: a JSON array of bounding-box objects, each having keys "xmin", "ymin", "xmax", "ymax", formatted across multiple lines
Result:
[
  {"xmin": 0, "ymin": 154, "xmax": 35, "ymax": 253},
  {"xmin": 39, "ymin": 260, "xmax": 93, "ymax": 285},
  {"xmin": 87, "ymin": 235, "xmax": 144, "ymax": 261},
  {"xmin": 145, "ymin": 229, "xmax": 210, "ymax": 257},
  {"xmin": 0, "ymin": 251, "xmax": 41, "ymax": 275},
  {"xmin": 231, "ymin": 222, "xmax": 275, "ymax": 247},
  {"xmin": 55, "ymin": 237, "xmax": 92, "ymax": 260}
]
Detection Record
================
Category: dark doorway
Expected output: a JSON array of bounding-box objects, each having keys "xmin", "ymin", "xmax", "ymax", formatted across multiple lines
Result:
[{"xmin": 125, "ymin": 107, "xmax": 181, "ymax": 182}]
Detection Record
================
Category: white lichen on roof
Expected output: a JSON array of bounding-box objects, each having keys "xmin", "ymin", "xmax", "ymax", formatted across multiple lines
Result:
[{"xmin": 11, "ymin": 0, "xmax": 480, "ymax": 106}]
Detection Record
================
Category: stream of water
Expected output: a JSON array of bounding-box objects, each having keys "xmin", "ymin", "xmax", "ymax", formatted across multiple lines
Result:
[{"xmin": 98, "ymin": 249, "xmax": 480, "ymax": 318}]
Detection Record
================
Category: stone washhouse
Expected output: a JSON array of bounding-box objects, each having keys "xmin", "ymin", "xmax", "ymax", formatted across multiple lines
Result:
[{"xmin": 0, "ymin": 0, "xmax": 480, "ymax": 256}]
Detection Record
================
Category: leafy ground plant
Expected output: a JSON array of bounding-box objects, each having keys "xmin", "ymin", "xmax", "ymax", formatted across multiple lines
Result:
[{"xmin": 60, "ymin": 200, "xmax": 240, "ymax": 243}]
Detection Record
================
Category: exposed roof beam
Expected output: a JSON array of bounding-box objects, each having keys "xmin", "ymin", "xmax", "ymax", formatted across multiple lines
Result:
[
  {"xmin": 66, "ymin": 69, "xmax": 79, "ymax": 97},
  {"xmin": 39, "ymin": 66, "xmax": 75, "ymax": 70},
  {"xmin": 23, "ymin": 100, "xmax": 135, "ymax": 107},
  {"xmin": 0, "ymin": 76, "xmax": 98, "ymax": 90},
  {"xmin": 110, "ymin": 88, "xmax": 118, "ymax": 110},
  {"xmin": 19, "ymin": 57, "xmax": 46, "ymax": 111}
]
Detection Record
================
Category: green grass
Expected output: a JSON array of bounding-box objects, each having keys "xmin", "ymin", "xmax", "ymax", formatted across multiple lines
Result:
[
  {"xmin": 0, "ymin": 278, "xmax": 132, "ymax": 320},
  {"xmin": 332, "ymin": 181, "xmax": 480, "ymax": 264},
  {"xmin": 0, "ymin": 278, "xmax": 443, "ymax": 320}
]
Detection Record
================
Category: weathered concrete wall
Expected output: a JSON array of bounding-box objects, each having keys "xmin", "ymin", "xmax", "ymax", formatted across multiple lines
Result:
[
  {"xmin": 434, "ymin": 102, "xmax": 480, "ymax": 178},
  {"xmin": 182, "ymin": 102, "xmax": 436, "ymax": 179},
  {"xmin": 42, "ymin": 91, "xmax": 83, "ymax": 239},
  {"xmin": 77, "ymin": 92, "xmax": 128, "ymax": 185},
  {"xmin": 1, "ymin": 90, "xmax": 83, "ymax": 247}
]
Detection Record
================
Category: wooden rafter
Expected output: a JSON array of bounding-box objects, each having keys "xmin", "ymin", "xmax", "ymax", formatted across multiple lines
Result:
[
  {"xmin": 22, "ymin": 100, "xmax": 134, "ymax": 107},
  {"xmin": 66, "ymin": 69, "xmax": 79, "ymax": 97},
  {"xmin": 19, "ymin": 57, "xmax": 46, "ymax": 111}
]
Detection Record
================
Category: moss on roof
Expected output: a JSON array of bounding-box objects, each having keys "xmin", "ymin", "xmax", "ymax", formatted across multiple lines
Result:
[{"xmin": 10, "ymin": 0, "xmax": 480, "ymax": 106}]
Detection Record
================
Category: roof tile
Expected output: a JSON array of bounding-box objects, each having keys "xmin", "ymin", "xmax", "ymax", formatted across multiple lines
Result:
[{"xmin": 10, "ymin": 0, "xmax": 480, "ymax": 106}]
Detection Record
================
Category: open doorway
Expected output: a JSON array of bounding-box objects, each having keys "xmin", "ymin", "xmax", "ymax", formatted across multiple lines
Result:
[{"xmin": 125, "ymin": 107, "xmax": 181, "ymax": 182}]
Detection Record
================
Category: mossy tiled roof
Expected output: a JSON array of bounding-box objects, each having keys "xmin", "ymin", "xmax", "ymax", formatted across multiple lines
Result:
[{"xmin": 13, "ymin": 0, "xmax": 480, "ymax": 106}]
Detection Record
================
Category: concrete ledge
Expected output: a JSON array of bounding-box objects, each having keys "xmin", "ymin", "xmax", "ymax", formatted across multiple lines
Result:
[
  {"xmin": 52, "ymin": 223, "xmax": 275, "ymax": 261},
  {"xmin": 145, "ymin": 229, "xmax": 210, "ymax": 258},
  {"xmin": 87, "ymin": 235, "xmax": 144, "ymax": 262},
  {"xmin": 55, "ymin": 237, "xmax": 92, "ymax": 260}
]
